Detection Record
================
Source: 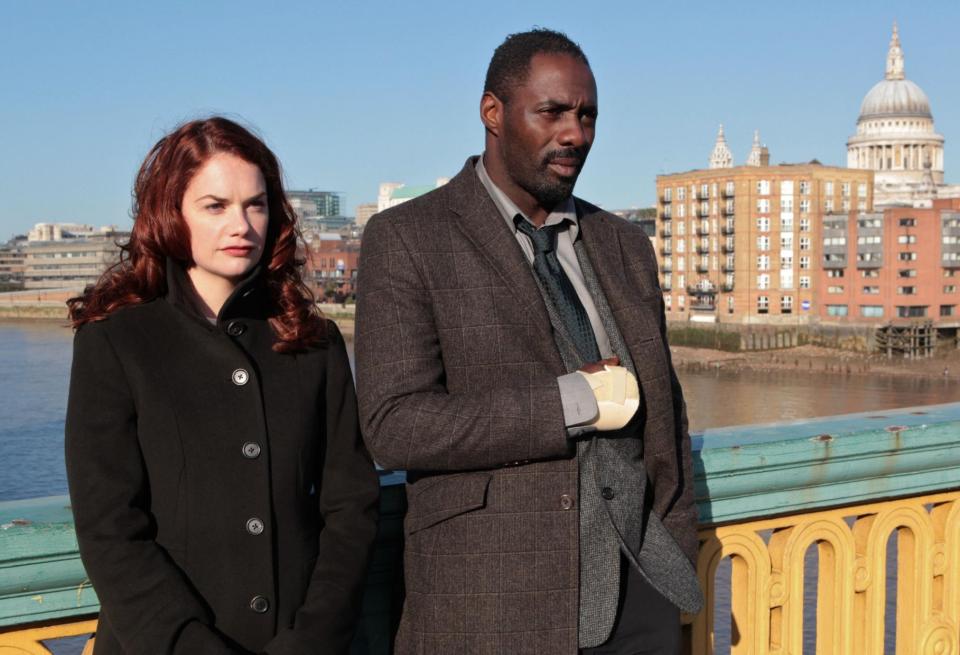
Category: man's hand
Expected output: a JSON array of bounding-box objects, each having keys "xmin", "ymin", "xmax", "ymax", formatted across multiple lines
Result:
[
  {"xmin": 579, "ymin": 356, "xmax": 619, "ymax": 374},
  {"xmin": 574, "ymin": 361, "xmax": 639, "ymax": 431}
]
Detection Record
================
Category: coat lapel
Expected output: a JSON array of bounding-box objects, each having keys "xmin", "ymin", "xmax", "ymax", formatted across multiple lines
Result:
[{"xmin": 446, "ymin": 158, "xmax": 564, "ymax": 374}]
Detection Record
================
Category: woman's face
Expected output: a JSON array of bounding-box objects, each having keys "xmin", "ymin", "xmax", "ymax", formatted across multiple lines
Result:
[{"xmin": 181, "ymin": 153, "xmax": 269, "ymax": 290}]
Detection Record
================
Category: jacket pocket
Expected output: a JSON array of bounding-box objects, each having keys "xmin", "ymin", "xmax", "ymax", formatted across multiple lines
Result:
[{"xmin": 407, "ymin": 472, "xmax": 492, "ymax": 534}]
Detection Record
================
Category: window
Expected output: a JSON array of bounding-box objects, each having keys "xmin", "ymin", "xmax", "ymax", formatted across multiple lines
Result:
[
  {"xmin": 690, "ymin": 185, "xmax": 697, "ymax": 199},
  {"xmin": 678, "ymin": 295, "xmax": 685, "ymax": 311},
  {"xmin": 663, "ymin": 188, "xmax": 672, "ymax": 202},
  {"xmin": 725, "ymin": 181, "xmax": 735, "ymax": 196},
  {"xmin": 944, "ymin": 285, "xmax": 957, "ymax": 294},
  {"xmin": 824, "ymin": 237, "xmax": 847, "ymax": 246},
  {"xmin": 757, "ymin": 217, "xmax": 770, "ymax": 231},
  {"xmin": 799, "ymin": 181, "xmax": 811, "ymax": 195},
  {"xmin": 664, "ymin": 295, "xmax": 672, "ymax": 309},
  {"xmin": 860, "ymin": 305, "xmax": 884, "ymax": 318},
  {"xmin": 858, "ymin": 183, "xmax": 868, "ymax": 198},
  {"xmin": 757, "ymin": 199, "xmax": 771, "ymax": 213},
  {"xmin": 677, "ymin": 187, "xmax": 686, "ymax": 201},
  {"xmin": 861, "ymin": 269, "xmax": 880, "ymax": 278},
  {"xmin": 947, "ymin": 269, "xmax": 959, "ymax": 277},
  {"xmin": 857, "ymin": 236, "xmax": 882, "ymax": 245},
  {"xmin": 826, "ymin": 304, "xmax": 848, "ymax": 317},
  {"xmin": 942, "ymin": 305, "xmax": 957, "ymax": 317},
  {"xmin": 701, "ymin": 201, "xmax": 709, "ymax": 216},
  {"xmin": 862, "ymin": 286, "xmax": 880, "ymax": 294},
  {"xmin": 842, "ymin": 200, "xmax": 851, "ymax": 212},
  {"xmin": 800, "ymin": 237, "xmax": 811, "ymax": 251},
  {"xmin": 858, "ymin": 201, "xmax": 867, "ymax": 211},
  {"xmin": 825, "ymin": 199, "xmax": 835, "ymax": 212},
  {"xmin": 757, "ymin": 180, "xmax": 770, "ymax": 195},
  {"xmin": 757, "ymin": 236, "xmax": 770, "ymax": 251},
  {"xmin": 800, "ymin": 256, "xmax": 810, "ymax": 269},
  {"xmin": 781, "ymin": 197, "xmax": 794, "ymax": 212},
  {"xmin": 899, "ymin": 269, "xmax": 917, "ymax": 278},
  {"xmin": 757, "ymin": 255, "xmax": 770, "ymax": 270},
  {"xmin": 678, "ymin": 204, "xmax": 686, "ymax": 218},
  {"xmin": 800, "ymin": 218, "xmax": 811, "ymax": 232},
  {"xmin": 896, "ymin": 306, "xmax": 927, "ymax": 318},
  {"xmin": 898, "ymin": 252, "xmax": 918, "ymax": 261},
  {"xmin": 757, "ymin": 274, "xmax": 770, "ymax": 290},
  {"xmin": 859, "ymin": 216, "xmax": 882, "ymax": 228},
  {"xmin": 781, "ymin": 295, "xmax": 793, "ymax": 313},
  {"xmin": 827, "ymin": 269, "xmax": 845, "ymax": 278},
  {"xmin": 728, "ymin": 296, "xmax": 735, "ymax": 314},
  {"xmin": 828, "ymin": 285, "xmax": 845, "ymax": 294},
  {"xmin": 898, "ymin": 217, "xmax": 916, "ymax": 227},
  {"xmin": 781, "ymin": 234, "xmax": 794, "ymax": 249},
  {"xmin": 677, "ymin": 221, "xmax": 686, "ymax": 236},
  {"xmin": 678, "ymin": 274, "xmax": 685, "ymax": 288},
  {"xmin": 799, "ymin": 199, "xmax": 811, "ymax": 213},
  {"xmin": 898, "ymin": 235, "xmax": 917, "ymax": 244},
  {"xmin": 711, "ymin": 183, "xmax": 718, "ymax": 198},
  {"xmin": 842, "ymin": 182, "xmax": 851, "ymax": 197},
  {"xmin": 799, "ymin": 276, "xmax": 811, "ymax": 289},
  {"xmin": 701, "ymin": 184, "xmax": 709, "ymax": 199},
  {"xmin": 825, "ymin": 181, "xmax": 835, "ymax": 196},
  {"xmin": 780, "ymin": 180, "xmax": 794, "ymax": 196},
  {"xmin": 725, "ymin": 200, "xmax": 735, "ymax": 214},
  {"xmin": 781, "ymin": 214, "xmax": 794, "ymax": 231},
  {"xmin": 781, "ymin": 254, "xmax": 794, "ymax": 269},
  {"xmin": 757, "ymin": 295, "xmax": 769, "ymax": 313},
  {"xmin": 944, "ymin": 236, "xmax": 960, "ymax": 245},
  {"xmin": 781, "ymin": 270, "xmax": 794, "ymax": 289},
  {"xmin": 677, "ymin": 258, "xmax": 685, "ymax": 271},
  {"xmin": 897, "ymin": 286, "xmax": 917, "ymax": 295}
]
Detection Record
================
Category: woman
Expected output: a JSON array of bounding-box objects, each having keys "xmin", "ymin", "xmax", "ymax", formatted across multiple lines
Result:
[{"xmin": 65, "ymin": 117, "xmax": 380, "ymax": 654}]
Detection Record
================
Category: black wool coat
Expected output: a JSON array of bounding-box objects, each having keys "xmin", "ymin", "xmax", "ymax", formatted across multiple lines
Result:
[{"xmin": 65, "ymin": 264, "xmax": 380, "ymax": 655}]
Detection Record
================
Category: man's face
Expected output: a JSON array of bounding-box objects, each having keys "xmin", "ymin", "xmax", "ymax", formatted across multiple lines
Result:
[{"xmin": 499, "ymin": 53, "xmax": 598, "ymax": 209}]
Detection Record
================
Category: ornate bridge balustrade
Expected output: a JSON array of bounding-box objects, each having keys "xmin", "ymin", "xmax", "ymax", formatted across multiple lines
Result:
[{"xmin": 1, "ymin": 405, "xmax": 959, "ymax": 654}]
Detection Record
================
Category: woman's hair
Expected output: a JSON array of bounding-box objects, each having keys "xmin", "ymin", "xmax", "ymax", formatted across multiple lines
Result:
[{"xmin": 68, "ymin": 117, "xmax": 325, "ymax": 352}]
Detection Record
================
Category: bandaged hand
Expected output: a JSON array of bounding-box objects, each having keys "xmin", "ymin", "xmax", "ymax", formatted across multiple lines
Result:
[{"xmin": 574, "ymin": 365, "xmax": 639, "ymax": 431}]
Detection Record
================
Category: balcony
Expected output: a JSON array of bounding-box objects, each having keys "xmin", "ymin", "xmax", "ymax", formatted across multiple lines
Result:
[
  {"xmin": 661, "ymin": 282, "xmax": 672, "ymax": 292},
  {"xmin": 660, "ymin": 213, "xmax": 672, "ymax": 222},
  {"xmin": 722, "ymin": 224, "xmax": 735, "ymax": 235},
  {"xmin": 660, "ymin": 246, "xmax": 672, "ymax": 256},
  {"xmin": 721, "ymin": 282, "xmax": 734, "ymax": 292},
  {"xmin": 3, "ymin": 406, "xmax": 960, "ymax": 654},
  {"xmin": 660, "ymin": 193, "xmax": 672, "ymax": 203},
  {"xmin": 696, "ymin": 263, "xmax": 709, "ymax": 273},
  {"xmin": 660, "ymin": 226, "xmax": 672, "ymax": 238},
  {"xmin": 722, "ymin": 244, "xmax": 735, "ymax": 254},
  {"xmin": 723, "ymin": 206, "xmax": 735, "ymax": 216},
  {"xmin": 661, "ymin": 262, "xmax": 672, "ymax": 273},
  {"xmin": 722, "ymin": 263, "xmax": 736, "ymax": 273},
  {"xmin": 721, "ymin": 187, "xmax": 735, "ymax": 198}
]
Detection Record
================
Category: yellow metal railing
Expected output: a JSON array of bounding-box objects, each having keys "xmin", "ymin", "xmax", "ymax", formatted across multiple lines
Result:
[
  {"xmin": 694, "ymin": 490, "xmax": 960, "ymax": 654},
  {"xmin": 0, "ymin": 619, "xmax": 95, "ymax": 654}
]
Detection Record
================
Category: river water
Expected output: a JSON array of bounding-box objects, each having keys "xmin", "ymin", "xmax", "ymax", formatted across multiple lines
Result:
[{"xmin": 1, "ymin": 320, "xmax": 956, "ymax": 653}]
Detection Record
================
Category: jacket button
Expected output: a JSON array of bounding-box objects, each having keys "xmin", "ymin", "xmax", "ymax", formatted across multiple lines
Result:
[
  {"xmin": 601, "ymin": 487, "xmax": 615, "ymax": 501},
  {"xmin": 249, "ymin": 595, "xmax": 270, "ymax": 613},
  {"xmin": 242, "ymin": 442, "xmax": 261, "ymax": 459},
  {"xmin": 246, "ymin": 517, "xmax": 264, "ymax": 535},
  {"xmin": 560, "ymin": 494, "xmax": 574, "ymax": 510},
  {"xmin": 226, "ymin": 321, "xmax": 246, "ymax": 337},
  {"xmin": 232, "ymin": 369, "xmax": 249, "ymax": 386}
]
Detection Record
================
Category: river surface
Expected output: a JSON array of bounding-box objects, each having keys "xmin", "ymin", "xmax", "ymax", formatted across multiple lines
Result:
[
  {"xmin": 1, "ymin": 319, "xmax": 958, "ymax": 501},
  {"xmin": 2, "ymin": 321, "xmax": 956, "ymax": 653}
]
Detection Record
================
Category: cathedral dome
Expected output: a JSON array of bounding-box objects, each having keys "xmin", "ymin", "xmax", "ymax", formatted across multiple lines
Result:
[{"xmin": 859, "ymin": 78, "xmax": 932, "ymax": 120}]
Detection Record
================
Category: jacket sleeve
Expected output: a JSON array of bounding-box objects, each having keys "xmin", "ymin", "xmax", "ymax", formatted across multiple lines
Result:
[
  {"xmin": 263, "ymin": 322, "xmax": 380, "ymax": 655},
  {"xmin": 65, "ymin": 321, "xmax": 247, "ymax": 655},
  {"xmin": 355, "ymin": 213, "xmax": 573, "ymax": 472}
]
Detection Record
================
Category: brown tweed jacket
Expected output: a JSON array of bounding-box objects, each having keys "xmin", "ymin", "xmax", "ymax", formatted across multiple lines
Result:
[{"xmin": 355, "ymin": 157, "xmax": 697, "ymax": 654}]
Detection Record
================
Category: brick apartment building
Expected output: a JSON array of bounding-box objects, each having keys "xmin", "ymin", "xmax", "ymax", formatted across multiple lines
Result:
[{"xmin": 302, "ymin": 234, "xmax": 360, "ymax": 301}]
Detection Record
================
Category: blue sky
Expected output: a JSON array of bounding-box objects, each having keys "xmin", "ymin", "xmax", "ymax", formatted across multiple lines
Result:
[{"xmin": 1, "ymin": 0, "xmax": 958, "ymax": 237}]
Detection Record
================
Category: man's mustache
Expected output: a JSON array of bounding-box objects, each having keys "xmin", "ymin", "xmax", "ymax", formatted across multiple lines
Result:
[{"xmin": 544, "ymin": 148, "xmax": 589, "ymax": 167}]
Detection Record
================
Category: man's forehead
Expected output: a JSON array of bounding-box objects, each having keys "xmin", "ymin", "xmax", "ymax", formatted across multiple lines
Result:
[{"xmin": 515, "ymin": 53, "xmax": 596, "ymax": 98}]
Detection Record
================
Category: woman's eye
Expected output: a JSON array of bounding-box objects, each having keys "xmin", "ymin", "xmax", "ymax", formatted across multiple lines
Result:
[{"xmin": 205, "ymin": 203, "xmax": 224, "ymax": 212}]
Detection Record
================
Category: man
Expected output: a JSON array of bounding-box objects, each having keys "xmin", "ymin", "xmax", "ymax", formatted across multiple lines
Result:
[{"xmin": 356, "ymin": 29, "xmax": 702, "ymax": 654}]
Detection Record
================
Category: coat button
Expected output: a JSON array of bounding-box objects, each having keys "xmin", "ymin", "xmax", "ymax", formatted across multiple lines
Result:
[
  {"xmin": 249, "ymin": 595, "xmax": 270, "ymax": 613},
  {"xmin": 226, "ymin": 321, "xmax": 246, "ymax": 337},
  {"xmin": 232, "ymin": 368, "xmax": 249, "ymax": 386},
  {"xmin": 246, "ymin": 517, "xmax": 264, "ymax": 535},
  {"xmin": 560, "ymin": 494, "xmax": 574, "ymax": 510},
  {"xmin": 601, "ymin": 487, "xmax": 615, "ymax": 501},
  {"xmin": 242, "ymin": 442, "xmax": 261, "ymax": 459}
]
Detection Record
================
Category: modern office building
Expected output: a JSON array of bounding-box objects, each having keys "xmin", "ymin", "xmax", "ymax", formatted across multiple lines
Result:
[
  {"xmin": 22, "ymin": 227, "xmax": 129, "ymax": 290},
  {"xmin": 287, "ymin": 190, "xmax": 344, "ymax": 221}
]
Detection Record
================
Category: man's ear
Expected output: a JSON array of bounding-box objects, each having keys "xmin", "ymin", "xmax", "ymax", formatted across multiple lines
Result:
[{"xmin": 480, "ymin": 91, "xmax": 503, "ymax": 136}]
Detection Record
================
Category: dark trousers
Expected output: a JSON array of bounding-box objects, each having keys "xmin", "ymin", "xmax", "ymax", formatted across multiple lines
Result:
[{"xmin": 580, "ymin": 557, "xmax": 681, "ymax": 655}]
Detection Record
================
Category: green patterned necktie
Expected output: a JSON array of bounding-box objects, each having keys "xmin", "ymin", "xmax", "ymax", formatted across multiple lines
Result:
[{"xmin": 515, "ymin": 217, "xmax": 601, "ymax": 363}]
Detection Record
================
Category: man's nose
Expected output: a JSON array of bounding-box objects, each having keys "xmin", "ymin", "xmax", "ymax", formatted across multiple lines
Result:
[{"xmin": 558, "ymin": 115, "xmax": 589, "ymax": 148}]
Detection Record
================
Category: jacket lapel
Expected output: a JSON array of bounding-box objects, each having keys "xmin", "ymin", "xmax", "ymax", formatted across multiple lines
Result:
[{"xmin": 447, "ymin": 158, "xmax": 564, "ymax": 374}]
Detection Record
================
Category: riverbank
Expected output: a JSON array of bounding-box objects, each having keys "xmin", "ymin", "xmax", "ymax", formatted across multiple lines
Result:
[{"xmin": 672, "ymin": 344, "xmax": 960, "ymax": 381}]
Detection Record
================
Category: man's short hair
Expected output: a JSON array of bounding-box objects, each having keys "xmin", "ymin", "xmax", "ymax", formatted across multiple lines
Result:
[{"xmin": 484, "ymin": 28, "xmax": 590, "ymax": 102}]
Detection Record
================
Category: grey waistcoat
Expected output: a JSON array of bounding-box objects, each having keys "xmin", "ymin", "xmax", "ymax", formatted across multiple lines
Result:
[{"xmin": 535, "ymin": 239, "xmax": 703, "ymax": 648}]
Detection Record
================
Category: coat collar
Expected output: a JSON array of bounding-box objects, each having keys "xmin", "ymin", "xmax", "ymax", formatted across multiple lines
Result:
[{"xmin": 164, "ymin": 258, "xmax": 267, "ymax": 330}]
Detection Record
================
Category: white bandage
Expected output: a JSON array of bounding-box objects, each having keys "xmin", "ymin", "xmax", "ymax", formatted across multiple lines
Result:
[{"xmin": 574, "ymin": 365, "xmax": 640, "ymax": 431}]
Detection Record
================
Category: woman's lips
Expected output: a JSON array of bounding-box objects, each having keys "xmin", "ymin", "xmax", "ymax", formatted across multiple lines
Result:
[{"xmin": 222, "ymin": 246, "xmax": 254, "ymax": 257}]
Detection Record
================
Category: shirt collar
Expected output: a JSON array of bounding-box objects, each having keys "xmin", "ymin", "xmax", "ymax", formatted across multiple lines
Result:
[{"xmin": 475, "ymin": 154, "xmax": 578, "ymax": 239}]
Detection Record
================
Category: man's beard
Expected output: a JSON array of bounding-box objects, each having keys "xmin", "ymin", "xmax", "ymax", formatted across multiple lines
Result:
[{"xmin": 506, "ymin": 145, "xmax": 590, "ymax": 211}]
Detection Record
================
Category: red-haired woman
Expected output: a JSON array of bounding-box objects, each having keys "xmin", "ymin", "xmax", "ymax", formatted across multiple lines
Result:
[{"xmin": 65, "ymin": 117, "xmax": 379, "ymax": 655}]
